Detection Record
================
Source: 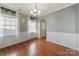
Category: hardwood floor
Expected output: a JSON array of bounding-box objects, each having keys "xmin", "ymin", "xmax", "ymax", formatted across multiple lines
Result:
[{"xmin": 0, "ymin": 37, "xmax": 79, "ymax": 56}]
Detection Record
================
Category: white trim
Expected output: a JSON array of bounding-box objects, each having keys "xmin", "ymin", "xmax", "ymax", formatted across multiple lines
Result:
[
  {"xmin": 0, "ymin": 4, "xmax": 27, "ymax": 15},
  {"xmin": 0, "ymin": 31, "xmax": 37, "ymax": 49},
  {"xmin": 47, "ymin": 31, "xmax": 78, "ymax": 51},
  {"xmin": 40, "ymin": 3, "xmax": 76, "ymax": 17},
  {"xmin": 0, "ymin": 3, "xmax": 76, "ymax": 18}
]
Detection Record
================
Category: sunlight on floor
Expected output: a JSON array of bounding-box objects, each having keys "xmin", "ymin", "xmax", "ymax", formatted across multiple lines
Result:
[{"xmin": 28, "ymin": 42, "xmax": 37, "ymax": 56}]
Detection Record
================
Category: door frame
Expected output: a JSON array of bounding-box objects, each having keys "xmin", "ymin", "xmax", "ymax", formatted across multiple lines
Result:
[{"xmin": 40, "ymin": 19, "xmax": 46, "ymax": 38}]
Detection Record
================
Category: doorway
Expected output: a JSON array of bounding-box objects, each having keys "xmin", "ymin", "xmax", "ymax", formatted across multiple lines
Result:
[{"xmin": 40, "ymin": 19, "xmax": 46, "ymax": 39}]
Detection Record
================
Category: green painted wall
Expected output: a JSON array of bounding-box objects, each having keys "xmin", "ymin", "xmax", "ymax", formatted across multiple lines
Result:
[
  {"xmin": 40, "ymin": 4, "xmax": 79, "ymax": 50},
  {"xmin": 40, "ymin": 4, "xmax": 77, "ymax": 33},
  {"xmin": 19, "ymin": 13, "xmax": 28, "ymax": 32}
]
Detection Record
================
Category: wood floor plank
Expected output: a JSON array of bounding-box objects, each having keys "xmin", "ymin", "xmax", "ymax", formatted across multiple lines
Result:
[{"xmin": 0, "ymin": 37, "xmax": 79, "ymax": 56}]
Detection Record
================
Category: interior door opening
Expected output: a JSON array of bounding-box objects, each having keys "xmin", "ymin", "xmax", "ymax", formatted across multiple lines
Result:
[{"xmin": 40, "ymin": 19, "xmax": 46, "ymax": 39}]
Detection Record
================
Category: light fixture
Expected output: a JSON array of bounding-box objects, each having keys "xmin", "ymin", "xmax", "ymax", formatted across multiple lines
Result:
[{"xmin": 30, "ymin": 3, "xmax": 41, "ymax": 17}]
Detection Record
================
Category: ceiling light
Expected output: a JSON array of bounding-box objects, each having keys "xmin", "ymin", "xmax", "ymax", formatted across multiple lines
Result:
[
  {"xmin": 33, "ymin": 8, "xmax": 37, "ymax": 12},
  {"xmin": 30, "ymin": 3, "xmax": 41, "ymax": 17},
  {"xmin": 38, "ymin": 10, "xmax": 41, "ymax": 14},
  {"xmin": 30, "ymin": 11, "xmax": 33, "ymax": 14}
]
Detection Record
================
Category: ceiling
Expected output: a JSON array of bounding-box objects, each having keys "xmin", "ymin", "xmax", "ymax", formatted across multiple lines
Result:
[{"xmin": 1, "ymin": 3, "xmax": 75, "ymax": 17}]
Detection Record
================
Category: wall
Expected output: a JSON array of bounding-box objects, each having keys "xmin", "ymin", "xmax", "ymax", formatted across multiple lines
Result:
[
  {"xmin": 0, "ymin": 5, "xmax": 37, "ymax": 49},
  {"xmin": 19, "ymin": 13, "xmax": 28, "ymax": 32},
  {"xmin": 0, "ymin": 6, "xmax": 3, "ymax": 36},
  {"xmin": 77, "ymin": 4, "xmax": 79, "ymax": 51},
  {"xmin": 40, "ymin": 4, "xmax": 78, "ymax": 51}
]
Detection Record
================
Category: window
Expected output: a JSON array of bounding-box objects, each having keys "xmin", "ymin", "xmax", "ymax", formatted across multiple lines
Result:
[
  {"xmin": 28, "ymin": 19, "xmax": 36, "ymax": 33},
  {"xmin": 0, "ymin": 14, "xmax": 16, "ymax": 36},
  {"xmin": 0, "ymin": 7, "xmax": 16, "ymax": 36}
]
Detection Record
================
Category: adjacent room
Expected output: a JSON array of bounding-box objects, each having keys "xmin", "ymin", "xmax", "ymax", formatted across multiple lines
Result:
[{"xmin": 0, "ymin": 3, "xmax": 79, "ymax": 56}]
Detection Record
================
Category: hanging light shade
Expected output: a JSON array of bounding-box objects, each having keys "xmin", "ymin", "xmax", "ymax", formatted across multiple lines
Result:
[{"xmin": 30, "ymin": 3, "xmax": 41, "ymax": 17}]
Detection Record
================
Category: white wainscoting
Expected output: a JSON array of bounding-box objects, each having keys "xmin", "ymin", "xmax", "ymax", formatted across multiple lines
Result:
[
  {"xmin": 47, "ymin": 31, "xmax": 78, "ymax": 51},
  {"xmin": 0, "ymin": 32, "xmax": 37, "ymax": 49},
  {"xmin": 77, "ymin": 34, "xmax": 79, "ymax": 51}
]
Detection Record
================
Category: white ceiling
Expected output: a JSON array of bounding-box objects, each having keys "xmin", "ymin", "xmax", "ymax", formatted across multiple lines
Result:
[{"xmin": 1, "ymin": 3, "xmax": 75, "ymax": 17}]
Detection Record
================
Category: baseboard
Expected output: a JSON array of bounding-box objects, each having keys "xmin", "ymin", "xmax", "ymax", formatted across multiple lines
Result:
[{"xmin": 0, "ymin": 37, "xmax": 38, "ymax": 50}]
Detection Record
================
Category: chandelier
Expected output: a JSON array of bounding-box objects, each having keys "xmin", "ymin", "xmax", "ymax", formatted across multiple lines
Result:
[{"xmin": 30, "ymin": 3, "xmax": 41, "ymax": 17}]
